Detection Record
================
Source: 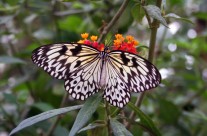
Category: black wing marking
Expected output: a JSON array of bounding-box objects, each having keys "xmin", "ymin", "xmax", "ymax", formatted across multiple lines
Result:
[
  {"xmin": 32, "ymin": 43, "xmax": 99, "ymax": 80},
  {"xmin": 32, "ymin": 43, "xmax": 102, "ymax": 100},
  {"xmin": 103, "ymin": 51, "xmax": 161, "ymax": 107}
]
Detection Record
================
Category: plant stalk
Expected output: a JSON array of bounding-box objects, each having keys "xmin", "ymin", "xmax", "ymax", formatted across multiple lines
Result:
[
  {"xmin": 126, "ymin": 0, "xmax": 162, "ymax": 129},
  {"xmin": 105, "ymin": 100, "xmax": 112, "ymax": 136}
]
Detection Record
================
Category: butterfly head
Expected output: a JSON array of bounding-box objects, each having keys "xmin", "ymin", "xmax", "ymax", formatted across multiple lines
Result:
[{"xmin": 104, "ymin": 46, "xmax": 110, "ymax": 52}]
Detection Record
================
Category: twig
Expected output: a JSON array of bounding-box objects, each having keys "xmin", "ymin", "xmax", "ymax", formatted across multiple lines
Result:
[
  {"xmin": 97, "ymin": 0, "xmax": 130, "ymax": 43},
  {"xmin": 51, "ymin": 0, "xmax": 61, "ymax": 41},
  {"xmin": 105, "ymin": 100, "xmax": 112, "ymax": 136},
  {"xmin": 126, "ymin": 0, "xmax": 162, "ymax": 129},
  {"xmin": 45, "ymin": 93, "xmax": 69, "ymax": 136},
  {"xmin": 110, "ymin": 108, "xmax": 121, "ymax": 117}
]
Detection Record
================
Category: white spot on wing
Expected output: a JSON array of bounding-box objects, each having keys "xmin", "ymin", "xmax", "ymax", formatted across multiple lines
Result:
[{"xmin": 46, "ymin": 47, "xmax": 62, "ymax": 55}]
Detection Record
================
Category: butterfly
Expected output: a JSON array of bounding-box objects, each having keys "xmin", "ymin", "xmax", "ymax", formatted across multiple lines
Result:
[{"xmin": 31, "ymin": 43, "xmax": 161, "ymax": 108}]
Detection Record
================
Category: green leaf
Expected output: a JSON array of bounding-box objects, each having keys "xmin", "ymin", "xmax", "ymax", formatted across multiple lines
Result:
[
  {"xmin": 131, "ymin": 3, "xmax": 144, "ymax": 22},
  {"xmin": 69, "ymin": 93, "xmax": 102, "ymax": 136},
  {"xmin": 193, "ymin": 12, "xmax": 207, "ymax": 20},
  {"xmin": 78, "ymin": 122, "xmax": 105, "ymax": 133},
  {"xmin": 9, "ymin": 105, "xmax": 83, "ymax": 136},
  {"xmin": 158, "ymin": 98, "xmax": 181, "ymax": 124},
  {"xmin": 110, "ymin": 119, "xmax": 133, "ymax": 136},
  {"xmin": 32, "ymin": 102, "xmax": 54, "ymax": 112},
  {"xmin": 164, "ymin": 13, "xmax": 194, "ymax": 24},
  {"xmin": 0, "ymin": 56, "xmax": 26, "ymax": 64},
  {"xmin": 127, "ymin": 102, "xmax": 161, "ymax": 136},
  {"xmin": 136, "ymin": 45, "xmax": 149, "ymax": 49},
  {"xmin": 3, "ymin": 93, "xmax": 17, "ymax": 104},
  {"xmin": 58, "ymin": 16, "xmax": 82, "ymax": 32},
  {"xmin": 0, "ymin": 5, "xmax": 19, "ymax": 12},
  {"xmin": 143, "ymin": 5, "xmax": 168, "ymax": 27}
]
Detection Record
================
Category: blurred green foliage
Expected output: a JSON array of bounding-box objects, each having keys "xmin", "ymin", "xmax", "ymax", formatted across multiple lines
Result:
[{"xmin": 0, "ymin": 0, "xmax": 207, "ymax": 136}]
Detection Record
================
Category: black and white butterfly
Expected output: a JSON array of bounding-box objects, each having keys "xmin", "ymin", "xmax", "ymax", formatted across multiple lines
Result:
[{"xmin": 32, "ymin": 43, "xmax": 161, "ymax": 108}]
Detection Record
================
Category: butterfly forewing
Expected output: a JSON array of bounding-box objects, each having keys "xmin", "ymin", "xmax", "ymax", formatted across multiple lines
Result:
[
  {"xmin": 32, "ymin": 43, "xmax": 99, "ymax": 79},
  {"xmin": 32, "ymin": 43, "xmax": 103, "ymax": 100},
  {"xmin": 108, "ymin": 51, "xmax": 161, "ymax": 93}
]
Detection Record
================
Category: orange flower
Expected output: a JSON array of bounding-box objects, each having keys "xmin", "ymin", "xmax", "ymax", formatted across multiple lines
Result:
[
  {"xmin": 112, "ymin": 34, "xmax": 139, "ymax": 54},
  {"xmin": 78, "ymin": 33, "xmax": 139, "ymax": 53},
  {"xmin": 79, "ymin": 33, "xmax": 105, "ymax": 51},
  {"xmin": 113, "ymin": 39, "xmax": 122, "ymax": 47},
  {"xmin": 81, "ymin": 33, "xmax": 89, "ymax": 39},
  {"xmin": 115, "ymin": 34, "xmax": 123, "ymax": 39},
  {"xmin": 126, "ymin": 35, "xmax": 134, "ymax": 42},
  {"xmin": 90, "ymin": 35, "xmax": 98, "ymax": 41},
  {"xmin": 133, "ymin": 40, "xmax": 139, "ymax": 46},
  {"xmin": 115, "ymin": 34, "xmax": 124, "ymax": 42},
  {"xmin": 77, "ymin": 40, "xmax": 84, "ymax": 44}
]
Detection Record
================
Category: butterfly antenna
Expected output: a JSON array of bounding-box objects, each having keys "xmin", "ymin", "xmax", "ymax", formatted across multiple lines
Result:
[{"xmin": 105, "ymin": 29, "xmax": 119, "ymax": 50}]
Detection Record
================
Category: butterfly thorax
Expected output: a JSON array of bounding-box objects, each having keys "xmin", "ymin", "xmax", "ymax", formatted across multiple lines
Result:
[{"xmin": 98, "ymin": 49, "xmax": 108, "ymax": 89}]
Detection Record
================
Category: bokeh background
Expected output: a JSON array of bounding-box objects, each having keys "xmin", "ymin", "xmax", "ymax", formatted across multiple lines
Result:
[{"xmin": 0, "ymin": 0, "xmax": 207, "ymax": 136}]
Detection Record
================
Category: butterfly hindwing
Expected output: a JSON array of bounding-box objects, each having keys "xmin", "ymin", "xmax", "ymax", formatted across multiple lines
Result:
[
  {"xmin": 64, "ymin": 55, "xmax": 102, "ymax": 100},
  {"xmin": 103, "ymin": 58, "xmax": 131, "ymax": 108}
]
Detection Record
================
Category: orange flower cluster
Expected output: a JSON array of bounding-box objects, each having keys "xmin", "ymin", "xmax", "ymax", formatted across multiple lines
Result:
[
  {"xmin": 78, "ymin": 33, "xmax": 139, "ymax": 54},
  {"xmin": 113, "ymin": 34, "xmax": 139, "ymax": 54},
  {"xmin": 78, "ymin": 33, "xmax": 104, "ymax": 51}
]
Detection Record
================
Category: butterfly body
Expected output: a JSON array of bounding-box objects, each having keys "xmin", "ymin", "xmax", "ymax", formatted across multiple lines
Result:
[{"xmin": 32, "ymin": 43, "xmax": 161, "ymax": 108}]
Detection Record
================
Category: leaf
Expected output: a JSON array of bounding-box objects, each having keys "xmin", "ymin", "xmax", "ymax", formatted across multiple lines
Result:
[
  {"xmin": 3, "ymin": 93, "xmax": 17, "ymax": 104},
  {"xmin": 0, "ymin": 56, "xmax": 26, "ymax": 64},
  {"xmin": 193, "ymin": 12, "xmax": 207, "ymax": 20},
  {"xmin": 78, "ymin": 122, "xmax": 105, "ymax": 133},
  {"xmin": 136, "ymin": 45, "xmax": 149, "ymax": 49},
  {"xmin": 131, "ymin": 3, "xmax": 145, "ymax": 22},
  {"xmin": 58, "ymin": 16, "xmax": 82, "ymax": 32},
  {"xmin": 24, "ymin": 14, "xmax": 38, "ymax": 24},
  {"xmin": 69, "ymin": 93, "xmax": 102, "ymax": 136},
  {"xmin": 164, "ymin": 13, "xmax": 194, "ymax": 24},
  {"xmin": 9, "ymin": 105, "xmax": 83, "ymax": 136},
  {"xmin": 158, "ymin": 98, "xmax": 181, "ymax": 124},
  {"xmin": 33, "ymin": 29, "xmax": 54, "ymax": 40},
  {"xmin": 53, "ymin": 125, "xmax": 69, "ymax": 136},
  {"xmin": 110, "ymin": 119, "xmax": 133, "ymax": 136},
  {"xmin": 32, "ymin": 102, "xmax": 54, "ymax": 112},
  {"xmin": 0, "ymin": 5, "xmax": 19, "ymax": 12},
  {"xmin": 127, "ymin": 102, "xmax": 161, "ymax": 136},
  {"xmin": 143, "ymin": 5, "xmax": 168, "ymax": 27}
]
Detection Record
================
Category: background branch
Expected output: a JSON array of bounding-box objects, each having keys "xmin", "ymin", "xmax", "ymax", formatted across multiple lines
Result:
[{"xmin": 97, "ymin": 0, "xmax": 130, "ymax": 43}]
